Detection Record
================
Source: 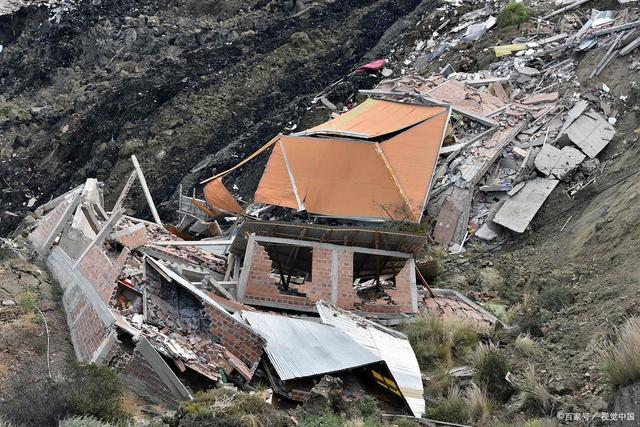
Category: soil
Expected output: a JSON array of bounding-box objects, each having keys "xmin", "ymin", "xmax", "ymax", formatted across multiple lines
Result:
[
  {"xmin": 0, "ymin": 0, "xmax": 437, "ymax": 236},
  {"xmin": 0, "ymin": 241, "xmax": 75, "ymax": 398}
]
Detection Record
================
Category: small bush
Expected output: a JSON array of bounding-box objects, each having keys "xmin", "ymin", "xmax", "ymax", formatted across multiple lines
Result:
[
  {"xmin": 181, "ymin": 388, "xmax": 291, "ymax": 427},
  {"xmin": 599, "ymin": 317, "xmax": 640, "ymax": 387},
  {"xmin": 425, "ymin": 387, "xmax": 470, "ymax": 424},
  {"xmin": 59, "ymin": 416, "xmax": 114, "ymax": 427},
  {"xmin": 512, "ymin": 366, "xmax": 556, "ymax": 414},
  {"xmin": 357, "ymin": 395, "xmax": 380, "ymax": 419},
  {"xmin": 17, "ymin": 290, "xmax": 38, "ymax": 310},
  {"xmin": 2, "ymin": 363, "xmax": 129, "ymax": 426},
  {"xmin": 472, "ymin": 343, "xmax": 513, "ymax": 403},
  {"xmin": 506, "ymin": 294, "xmax": 544, "ymax": 337},
  {"xmin": 539, "ymin": 286, "xmax": 574, "ymax": 312},
  {"xmin": 401, "ymin": 313, "xmax": 485, "ymax": 369},
  {"xmin": 465, "ymin": 385, "xmax": 492, "ymax": 421},
  {"xmin": 496, "ymin": 2, "xmax": 534, "ymax": 28},
  {"xmin": 515, "ymin": 334, "xmax": 538, "ymax": 355}
]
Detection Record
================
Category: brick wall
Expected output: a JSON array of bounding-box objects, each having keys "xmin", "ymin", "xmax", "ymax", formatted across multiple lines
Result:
[
  {"xmin": 28, "ymin": 196, "xmax": 76, "ymax": 254},
  {"xmin": 118, "ymin": 346, "xmax": 182, "ymax": 409},
  {"xmin": 297, "ymin": 247, "xmax": 332, "ymax": 301},
  {"xmin": 204, "ymin": 304, "xmax": 265, "ymax": 370},
  {"xmin": 243, "ymin": 242, "xmax": 316, "ymax": 310},
  {"xmin": 146, "ymin": 264, "xmax": 265, "ymax": 373},
  {"xmin": 77, "ymin": 245, "xmax": 122, "ymax": 304},
  {"xmin": 67, "ymin": 290, "xmax": 110, "ymax": 362},
  {"xmin": 383, "ymin": 260, "xmax": 414, "ymax": 312},
  {"xmin": 113, "ymin": 223, "xmax": 148, "ymax": 250},
  {"xmin": 242, "ymin": 240, "xmax": 418, "ymax": 314}
]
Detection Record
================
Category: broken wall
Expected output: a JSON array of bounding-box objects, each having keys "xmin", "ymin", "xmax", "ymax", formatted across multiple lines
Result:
[{"xmin": 238, "ymin": 237, "xmax": 418, "ymax": 313}]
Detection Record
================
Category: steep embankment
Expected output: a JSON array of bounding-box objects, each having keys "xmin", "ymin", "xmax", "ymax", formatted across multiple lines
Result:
[{"xmin": 0, "ymin": 0, "xmax": 440, "ymax": 235}]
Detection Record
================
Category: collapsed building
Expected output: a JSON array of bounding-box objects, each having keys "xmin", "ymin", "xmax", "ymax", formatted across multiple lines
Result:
[{"xmin": 21, "ymin": 66, "xmax": 515, "ymax": 416}]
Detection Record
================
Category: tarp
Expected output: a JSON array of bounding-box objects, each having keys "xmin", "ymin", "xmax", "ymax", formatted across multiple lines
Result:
[
  {"xmin": 255, "ymin": 103, "xmax": 449, "ymax": 221},
  {"xmin": 203, "ymin": 178, "xmax": 244, "ymax": 214},
  {"xmin": 298, "ymin": 98, "xmax": 447, "ymax": 139}
]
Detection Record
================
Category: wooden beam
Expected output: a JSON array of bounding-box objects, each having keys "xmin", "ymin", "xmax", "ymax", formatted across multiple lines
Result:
[{"xmin": 131, "ymin": 155, "xmax": 162, "ymax": 226}]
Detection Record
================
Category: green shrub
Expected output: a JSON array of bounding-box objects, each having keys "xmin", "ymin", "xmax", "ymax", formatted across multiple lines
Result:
[
  {"xmin": 357, "ymin": 395, "xmax": 380, "ymax": 419},
  {"xmin": 425, "ymin": 388, "xmax": 470, "ymax": 424},
  {"xmin": 400, "ymin": 313, "xmax": 485, "ymax": 369},
  {"xmin": 1, "ymin": 363, "xmax": 129, "ymax": 426},
  {"xmin": 465, "ymin": 385, "xmax": 492, "ymax": 421},
  {"xmin": 539, "ymin": 286, "xmax": 574, "ymax": 312},
  {"xmin": 496, "ymin": 2, "xmax": 534, "ymax": 28},
  {"xmin": 472, "ymin": 343, "xmax": 513, "ymax": 403},
  {"xmin": 17, "ymin": 290, "xmax": 38, "ymax": 311},
  {"xmin": 599, "ymin": 317, "xmax": 640, "ymax": 388}
]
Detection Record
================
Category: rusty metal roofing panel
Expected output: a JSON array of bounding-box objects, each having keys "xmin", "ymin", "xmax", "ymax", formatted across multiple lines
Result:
[
  {"xmin": 203, "ymin": 178, "xmax": 244, "ymax": 214},
  {"xmin": 317, "ymin": 301, "xmax": 425, "ymax": 418},
  {"xmin": 242, "ymin": 311, "xmax": 382, "ymax": 381},
  {"xmin": 299, "ymin": 98, "xmax": 447, "ymax": 138},
  {"xmin": 255, "ymin": 135, "xmax": 407, "ymax": 220}
]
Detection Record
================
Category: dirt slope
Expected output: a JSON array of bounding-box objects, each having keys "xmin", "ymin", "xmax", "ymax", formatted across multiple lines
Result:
[{"xmin": 0, "ymin": 0, "xmax": 439, "ymax": 235}]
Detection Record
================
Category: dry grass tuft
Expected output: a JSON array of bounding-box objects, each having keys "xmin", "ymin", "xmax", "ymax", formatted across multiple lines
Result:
[
  {"xmin": 513, "ymin": 365, "xmax": 556, "ymax": 413},
  {"xmin": 401, "ymin": 313, "xmax": 487, "ymax": 369},
  {"xmin": 599, "ymin": 317, "xmax": 640, "ymax": 387},
  {"xmin": 465, "ymin": 385, "xmax": 492, "ymax": 421},
  {"xmin": 515, "ymin": 334, "xmax": 538, "ymax": 355}
]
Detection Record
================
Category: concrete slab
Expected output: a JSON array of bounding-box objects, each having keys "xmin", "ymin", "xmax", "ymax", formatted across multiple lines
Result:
[
  {"xmin": 566, "ymin": 112, "xmax": 615, "ymax": 158},
  {"xmin": 493, "ymin": 178, "xmax": 559, "ymax": 233},
  {"xmin": 534, "ymin": 145, "xmax": 586, "ymax": 179}
]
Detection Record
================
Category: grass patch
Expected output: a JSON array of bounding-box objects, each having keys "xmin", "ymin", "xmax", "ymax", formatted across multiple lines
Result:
[
  {"xmin": 472, "ymin": 342, "xmax": 513, "ymax": 403},
  {"xmin": 599, "ymin": 317, "xmax": 640, "ymax": 388},
  {"xmin": 515, "ymin": 334, "xmax": 538, "ymax": 355},
  {"xmin": 181, "ymin": 388, "xmax": 290, "ymax": 426},
  {"xmin": 496, "ymin": 2, "xmax": 534, "ymax": 28},
  {"xmin": 505, "ymin": 294, "xmax": 544, "ymax": 337},
  {"xmin": 539, "ymin": 286, "xmax": 574, "ymax": 312},
  {"xmin": 401, "ymin": 313, "xmax": 485, "ymax": 369},
  {"xmin": 425, "ymin": 387, "xmax": 470, "ymax": 424},
  {"xmin": 16, "ymin": 290, "xmax": 38, "ymax": 311}
]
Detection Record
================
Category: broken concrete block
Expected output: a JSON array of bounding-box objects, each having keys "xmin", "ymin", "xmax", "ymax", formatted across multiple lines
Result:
[
  {"xmin": 523, "ymin": 92, "xmax": 559, "ymax": 105},
  {"xmin": 566, "ymin": 112, "xmax": 615, "ymax": 158},
  {"xmin": 433, "ymin": 198, "xmax": 461, "ymax": 246},
  {"xmin": 493, "ymin": 178, "xmax": 559, "ymax": 233},
  {"xmin": 534, "ymin": 144, "xmax": 586, "ymax": 179}
]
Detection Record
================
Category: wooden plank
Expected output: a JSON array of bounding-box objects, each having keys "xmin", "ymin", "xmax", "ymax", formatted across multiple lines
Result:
[{"xmin": 432, "ymin": 198, "xmax": 460, "ymax": 246}]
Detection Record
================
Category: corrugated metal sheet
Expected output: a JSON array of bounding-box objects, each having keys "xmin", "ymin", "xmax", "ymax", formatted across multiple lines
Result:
[
  {"xmin": 255, "ymin": 107, "xmax": 448, "ymax": 222},
  {"xmin": 316, "ymin": 301, "xmax": 425, "ymax": 418},
  {"xmin": 299, "ymin": 98, "xmax": 446, "ymax": 138},
  {"xmin": 242, "ymin": 311, "xmax": 382, "ymax": 381}
]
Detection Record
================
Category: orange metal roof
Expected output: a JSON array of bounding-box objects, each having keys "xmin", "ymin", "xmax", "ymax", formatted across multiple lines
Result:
[
  {"xmin": 298, "ymin": 98, "xmax": 447, "ymax": 139},
  {"xmin": 203, "ymin": 178, "xmax": 244, "ymax": 214},
  {"xmin": 255, "ymin": 106, "xmax": 450, "ymax": 221}
]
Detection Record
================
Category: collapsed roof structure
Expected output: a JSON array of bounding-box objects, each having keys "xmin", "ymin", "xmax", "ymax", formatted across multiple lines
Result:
[{"xmin": 203, "ymin": 98, "xmax": 451, "ymax": 222}]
